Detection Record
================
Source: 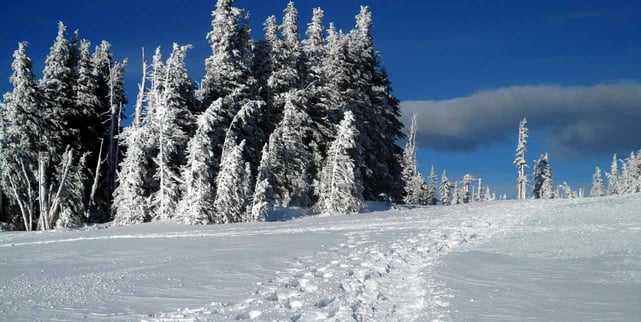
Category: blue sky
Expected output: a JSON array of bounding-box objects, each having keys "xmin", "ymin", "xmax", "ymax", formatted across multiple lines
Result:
[{"xmin": 1, "ymin": 0, "xmax": 640, "ymax": 197}]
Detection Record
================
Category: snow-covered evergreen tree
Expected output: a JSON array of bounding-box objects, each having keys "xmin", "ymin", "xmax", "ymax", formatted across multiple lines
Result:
[
  {"xmin": 150, "ymin": 44, "xmax": 194, "ymax": 221},
  {"xmin": 439, "ymin": 170, "xmax": 453, "ymax": 206},
  {"xmin": 112, "ymin": 126, "xmax": 153, "ymax": 225},
  {"xmin": 302, "ymin": 7, "xmax": 325, "ymax": 83},
  {"xmin": 462, "ymin": 174, "xmax": 474, "ymax": 204},
  {"xmin": 0, "ymin": 42, "xmax": 44, "ymax": 230},
  {"xmin": 402, "ymin": 114, "xmax": 419, "ymax": 204},
  {"xmin": 40, "ymin": 21, "xmax": 75, "ymax": 156},
  {"xmin": 347, "ymin": 6, "xmax": 405, "ymax": 202},
  {"xmin": 590, "ymin": 167, "xmax": 605, "ymax": 198},
  {"xmin": 606, "ymin": 154, "xmax": 619, "ymax": 195},
  {"xmin": 199, "ymin": 0, "xmax": 254, "ymax": 110},
  {"xmin": 174, "ymin": 105, "xmax": 222, "ymax": 225},
  {"xmin": 250, "ymin": 144, "xmax": 273, "ymax": 222},
  {"xmin": 72, "ymin": 40, "xmax": 101, "ymax": 152},
  {"xmin": 261, "ymin": 92, "xmax": 314, "ymax": 207},
  {"xmin": 559, "ymin": 182, "xmax": 576, "ymax": 199},
  {"xmin": 452, "ymin": 182, "xmax": 462, "ymax": 205},
  {"xmin": 315, "ymin": 111, "xmax": 364, "ymax": 215},
  {"xmin": 533, "ymin": 153, "xmax": 554, "ymax": 199},
  {"xmin": 427, "ymin": 166, "xmax": 437, "ymax": 205},
  {"xmin": 514, "ymin": 118, "xmax": 528, "ymax": 200},
  {"xmin": 213, "ymin": 139, "xmax": 252, "ymax": 224}
]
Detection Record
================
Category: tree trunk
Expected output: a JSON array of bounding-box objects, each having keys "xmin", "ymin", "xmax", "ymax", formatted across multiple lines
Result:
[{"xmin": 38, "ymin": 153, "xmax": 49, "ymax": 230}]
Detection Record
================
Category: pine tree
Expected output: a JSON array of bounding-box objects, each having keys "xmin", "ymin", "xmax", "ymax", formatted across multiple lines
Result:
[
  {"xmin": 439, "ymin": 170, "xmax": 453, "ymax": 206},
  {"xmin": 40, "ymin": 21, "xmax": 75, "ymax": 156},
  {"xmin": 514, "ymin": 118, "xmax": 528, "ymax": 200},
  {"xmin": 452, "ymin": 182, "xmax": 462, "ymax": 205},
  {"xmin": 606, "ymin": 154, "xmax": 619, "ymax": 195},
  {"xmin": 112, "ymin": 126, "xmax": 153, "ymax": 225},
  {"xmin": 533, "ymin": 153, "xmax": 554, "ymax": 199},
  {"xmin": 462, "ymin": 174, "xmax": 474, "ymax": 203},
  {"xmin": 315, "ymin": 111, "xmax": 364, "ymax": 214},
  {"xmin": 427, "ymin": 166, "xmax": 437, "ymax": 205},
  {"xmin": 559, "ymin": 182, "xmax": 575, "ymax": 199},
  {"xmin": 261, "ymin": 92, "xmax": 314, "ymax": 207},
  {"xmin": 302, "ymin": 7, "xmax": 325, "ymax": 83},
  {"xmin": 0, "ymin": 42, "xmax": 44, "ymax": 230},
  {"xmin": 175, "ymin": 105, "xmax": 222, "ymax": 225},
  {"xmin": 199, "ymin": 0, "xmax": 254, "ymax": 110},
  {"xmin": 347, "ymin": 6, "xmax": 405, "ymax": 201},
  {"xmin": 250, "ymin": 144, "xmax": 273, "ymax": 222},
  {"xmin": 150, "ymin": 44, "xmax": 194, "ymax": 221},
  {"xmin": 590, "ymin": 167, "xmax": 605, "ymax": 198},
  {"xmin": 402, "ymin": 114, "xmax": 418, "ymax": 204},
  {"xmin": 213, "ymin": 139, "xmax": 252, "ymax": 223},
  {"xmin": 72, "ymin": 40, "xmax": 101, "ymax": 154}
]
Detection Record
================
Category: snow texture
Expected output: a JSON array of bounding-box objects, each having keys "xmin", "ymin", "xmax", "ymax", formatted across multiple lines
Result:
[{"xmin": 0, "ymin": 195, "xmax": 639, "ymax": 321}]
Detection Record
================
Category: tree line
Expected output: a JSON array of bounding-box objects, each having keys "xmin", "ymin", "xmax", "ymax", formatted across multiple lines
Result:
[{"xmin": 0, "ymin": 1, "xmax": 406, "ymax": 229}]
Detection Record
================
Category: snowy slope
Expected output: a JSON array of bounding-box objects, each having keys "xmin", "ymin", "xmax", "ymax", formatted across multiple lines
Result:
[{"xmin": 0, "ymin": 195, "xmax": 639, "ymax": 321}]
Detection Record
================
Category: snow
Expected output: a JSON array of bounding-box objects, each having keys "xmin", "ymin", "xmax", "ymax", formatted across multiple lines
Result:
[{"xmin": 1, "ymin": 194, "xmax": 640, "ymax": 321}]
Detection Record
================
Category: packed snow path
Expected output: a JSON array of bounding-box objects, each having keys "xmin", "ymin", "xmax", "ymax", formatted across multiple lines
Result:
[{"xmin": 1, "ymin": 195, "xmax": 640, "ymax": 321}]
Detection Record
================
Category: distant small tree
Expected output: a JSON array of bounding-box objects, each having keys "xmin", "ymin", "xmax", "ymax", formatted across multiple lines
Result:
[
  {"xmin": 590, "ymin": 167, "xmax": 605, "ymax": 198},
  {"xmin": 533, "ymin": 153, "xmax": 554, "ymax": 199},
  {"xmin": 514, "ymin": 118, "xmax": 528, "ymax": 200},
  {"xmin": 606, "ymin": 154, "xmax": 619, "ymax": 195},
  {"xmin": 439, "ymin": 170, "xmax": 453, "ymax": 206}
]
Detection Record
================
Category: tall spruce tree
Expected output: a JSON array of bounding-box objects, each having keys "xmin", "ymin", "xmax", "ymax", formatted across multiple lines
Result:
[
  {"xmin": 175, "ymin": 104, "xmax": 221, "ymax": 225},
  {"xmin": 347, "ymin": 6, "xmax": 404, "ymax": 201},
  {"xmin": 0, "ymin": 42, "xmax": 44, "ymax": 230},
  {"xmin": 199, "ymin": 0, "xmax": 254, "ymax": 109},
  {"xmin": 533, "ymin": 153, "xmax": 554, "ymax": 199},
  {"xmin": 514, "ymin": 118, "xmax": 528, "ymax": 200},
  {"xmin": 40, "ymin": 21, "xmax": 75, "ymax": 157},
  {"xmin": 150, "ymin": 44, "xmax": 194, "ymax": 221},
  {"xmin": 606, "ymin": 154, "xmax": 619, "ymax": 195},
  {"xmin": 262, "ymin": 92, "xmax": 314, "ymax": 207},
  {"xmin": 315, "ymin": 111, "xmax": 364, "ymax": 214},
  {"xmin": 590, "ymin": 167, "xmax": 605, "ymax": 198},
  {"xmin": 213, "ymin": 139, "xmax": 252, "ymax": 223}
]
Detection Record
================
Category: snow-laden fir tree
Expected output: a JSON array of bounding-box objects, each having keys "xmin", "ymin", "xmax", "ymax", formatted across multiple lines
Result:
[
  {"xmin": 199, "ymin": 0, "xmax": 254, "ymax": 110},
  {"xmin": 174, "ymin": 104, "xmax": 223, "ymax": 225},
  {"xmin": 150, "ymin": 44, "xmax": 194, "ymax": 221},
  {"xmin": 590, "ymin": 167, "xmax": 605, "ymax": 198},
  {"xmin": 261, "ymin": 92, "xmax": 314, "ymax": 207},
  {"xmin": 40, "ymin": 21, "xmax": 74, "ymax": 157},
  {"xmin": 250, "ymin": 144, "xmax": 273, "ymax": 222},
  {"xmin": 212, "ymin": 139, "xmax": 252, "ymax": 224},
  {"xmin": 346, "ymin": 6, "xmax": 405, "ymax": 201},
  {"xmin": 439, "ymin": 170, "xmax": 453, "ymax": 206},
  {"xmin": 427, "ymin": 166, "xmax": 437, "ymax": 205},
  {"xmin": 559, "ymin": 182, "xmax": 576, "ymax": 199},
  {"xmin": 315, "ymin": 111, "xmax": 365, "ymax": 215},
  {"xmin": 302, "ymin": 7, "xmax": 325, "ymax": 83},
  {"xmin": 514, "ymin": 118, "xmax": 528, "ymax": 200},
  {"xmin": 402, "ymin": 114, "xmax": 419, "ymax": 204},
  {"xmin": 475, "ymin": 178, "xmax": 485, "ymax": 202},
  {"xmin": 462, "ymin": 174, "xmax": 474, "ymax": 203},
  {"xmin": 606, "ymin": 154, "xmax": 619, "ymax": 195},
  {"xmin": 72, "ymin": 40, "xmax": 101, "ymax": 154},
  {"xmin": 0, "ymin": 42, "xmax": 44, "ymax": 230},
  {"xmin": 533, "ymin": 153, "xmax": 554, "ymax": 199},
  {"xmin": 452, "ymin": 182, "xmax": 462, "ymax": 205},
  {"xmin": 112, "ymin": 126, "xmax": 154, "ymax": 225}
]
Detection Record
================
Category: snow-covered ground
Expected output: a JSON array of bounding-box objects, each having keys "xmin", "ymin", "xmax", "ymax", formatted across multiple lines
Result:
[{"xmin": 0, "ymin": 195, "xmax": 639, "ymax": 321}]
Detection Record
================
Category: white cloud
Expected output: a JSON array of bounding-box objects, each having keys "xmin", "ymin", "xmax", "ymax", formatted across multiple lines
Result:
[{"xmin": 400, "ymin": 82, "xmax": 641, "ymax": 158}]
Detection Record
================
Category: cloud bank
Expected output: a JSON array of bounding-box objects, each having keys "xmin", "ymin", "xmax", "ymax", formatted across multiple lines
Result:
[{"xmin": 400, "ymin": 82, "xmax": 641, "ymax": 158}]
